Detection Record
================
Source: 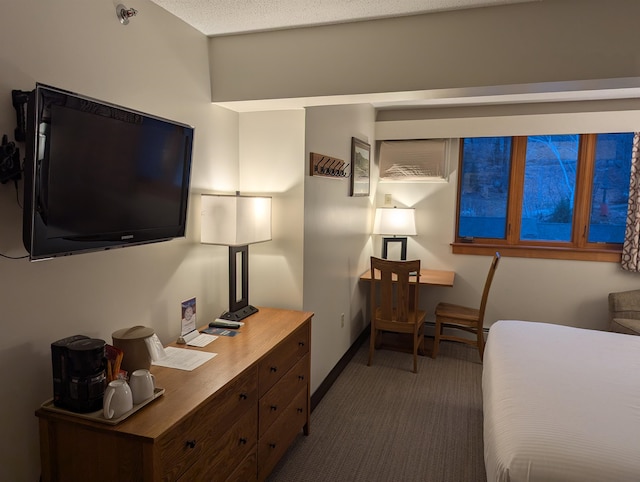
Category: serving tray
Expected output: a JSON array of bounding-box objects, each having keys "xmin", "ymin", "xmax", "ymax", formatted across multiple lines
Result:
[{"xmin": 40, "ymin": 387, "xmax": 165, "ymax": 425}]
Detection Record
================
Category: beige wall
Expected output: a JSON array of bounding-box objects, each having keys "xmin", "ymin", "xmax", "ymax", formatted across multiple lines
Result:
[
  {"xmin": 373, "ymin": 132, "xmax": 640, "ymax": 333},
  {"xmin": 375, "ymin": 102, "xmax": 640, "ymax": 331},
  {"xmin": 209, "ymin": 0, "xmax": 640, "ymax": 354},
  {"xmin": 303, "ymin": 104, "xmax": 376, "ymax": 393},
  {"xmin": 209, "ymin": 0, "xmax": 640, "ymax": 102},
  {"xmin": 0, "ymin": 4, "xmax": 310, "ymax": 480},
  {"xmin": 0, "ymin": 1, "xmax": 238, "ymax": 480},
  {"xmin": 238, "ymin": 110, "xmax": 306, "ymax": 312}
]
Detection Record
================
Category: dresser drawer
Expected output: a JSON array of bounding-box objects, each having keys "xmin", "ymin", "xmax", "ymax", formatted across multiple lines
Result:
[
  {"xmin": 258, "ymin": 387, "xmax": 308, "ymax": 481},
  {"xmin": 177, "ymin": 408, "xmax": 257, "ymax": 481},
  {"xmin": 258, "ymin": 322, "xmax": 310, "ymax": 396},
  {"xmin": 225, "ymin": 449, "xmax": 258, "ymax": 482},
  {"xmin": 259, "ymin": 354, "xmax": 309, "ymax": 437},
  {"xmin": 159, "ymin": 368, "xmax": 257, "ymax": 481}
]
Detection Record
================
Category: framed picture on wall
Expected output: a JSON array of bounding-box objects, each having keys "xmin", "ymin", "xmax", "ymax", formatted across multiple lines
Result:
[{"xmin": 350, "ymin": 137, "xmax": 370, "ymax": 196}]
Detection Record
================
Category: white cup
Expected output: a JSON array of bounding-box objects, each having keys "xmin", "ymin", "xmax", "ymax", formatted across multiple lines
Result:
[
  {"xmin": 103, "ymin": 379, "xmax": 133, "ymax": 419},
  {"xmin": 129, "ymin": 369, "xmax": 156, "ymax": 404}
]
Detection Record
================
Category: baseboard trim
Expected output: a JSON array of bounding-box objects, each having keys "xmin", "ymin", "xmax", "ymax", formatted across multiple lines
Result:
[{"xmin": 310, "ymin": 321, "xmax": 490, "ymax": 412}]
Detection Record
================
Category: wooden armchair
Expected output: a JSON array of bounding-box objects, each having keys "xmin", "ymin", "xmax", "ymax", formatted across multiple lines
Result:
[
  {"xmin": 368, "ymin": 257, "xmax": 426, "ymax": 373},
  {"xmin": 608, "ymin": 289, "xmax": 640, "ymax": 335}
]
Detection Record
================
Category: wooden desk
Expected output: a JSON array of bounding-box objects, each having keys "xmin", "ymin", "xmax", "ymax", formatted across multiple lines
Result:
[
  {"xmin": 359, "ymin": 268, "xmax": 455, "ymax": 287},
  {"xmin": 36, "ymin": 307, "xmax": 313, "ymax": 482}
]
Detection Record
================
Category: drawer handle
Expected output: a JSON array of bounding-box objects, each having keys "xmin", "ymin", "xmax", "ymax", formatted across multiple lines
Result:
[
  {"xmin": 239, "ymin": 393, "xmax": 248, "ymax": 400},
  {"xmin": 239, "ymin": 437, "xmax": 248, "ymax": 445},
  {"xmin": 298, "ymin": 341, "xmax": 305, "ymax": 347},
  {"xmin": 270, "ymin": 366, "xmax": 278, "ymax": 373},
  {"xmin": 297, "ymin": 408, "xmax": 304, "ymax": 414},
  {"xmin": 298, "ymin": 375, "xmax": 305, "ymax": 381},
  {"xmin": 269, "ymin": 443, "xmax": 277, "ymax": 449},
  {"xmin": 270, "ymin": 405, "xmax": 278, "ymax": 411},
  {"xmin": 186, "ymin": 440, "xmax": 197, "ymax": 449}
]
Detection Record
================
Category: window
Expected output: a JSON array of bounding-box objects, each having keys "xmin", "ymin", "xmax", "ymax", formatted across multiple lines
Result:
[{"xmin": 454, "ymin": 133, "xmax": 634, "ymax": 261}]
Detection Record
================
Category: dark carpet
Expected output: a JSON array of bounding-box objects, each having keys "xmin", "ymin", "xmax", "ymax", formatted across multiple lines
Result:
[{"xmin": 268, "ymin": 338, "xmax": 486, "ymax": 482}]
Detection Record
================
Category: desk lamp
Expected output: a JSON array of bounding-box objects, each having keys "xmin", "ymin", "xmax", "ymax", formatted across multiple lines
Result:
[
  {"xmin": 201, "ymin": 193, "xmax": 272, "ymax": 321},
  {"xmin": 373, "ymin": 207, "xmax": 416, "ymax": 260}
]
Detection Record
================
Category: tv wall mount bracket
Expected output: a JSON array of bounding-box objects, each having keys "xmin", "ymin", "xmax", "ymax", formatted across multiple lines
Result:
[{"xmin": 0, "ymin": 89, "xmax": 29, "ymax": 184}]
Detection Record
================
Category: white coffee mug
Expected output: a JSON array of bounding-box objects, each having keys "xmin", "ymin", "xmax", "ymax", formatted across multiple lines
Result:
[
  {"xmin": 129, "ymin": 369, "xmax": 156, "ymax": 404},
  {"xmin": 103, "ymin": 379, "xmax": 133, "ymax": 419}
]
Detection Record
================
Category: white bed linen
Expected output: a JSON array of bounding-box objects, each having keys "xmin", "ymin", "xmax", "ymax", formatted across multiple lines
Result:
[{"xmin": 483, "ymin": 320, "xmax": 640, "ymax": 482}]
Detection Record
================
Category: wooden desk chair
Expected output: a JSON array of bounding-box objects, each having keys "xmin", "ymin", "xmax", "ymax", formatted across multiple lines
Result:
[
  {"xmin": 368, "ymin": 257, "xmax": 426, "ymax": 373},
  {"xmin": 433, "ymin": 252, "xmax": 501, "ymax": 362}
]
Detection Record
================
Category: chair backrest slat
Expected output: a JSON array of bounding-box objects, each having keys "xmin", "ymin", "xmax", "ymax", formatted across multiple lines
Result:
[
  {"xmin": 370, "ymin": 257, "xmax": 421, "ymax": 323},
  {"xmin": 478, "ymin": 252, "xmax": 501, "ymax": 321}
]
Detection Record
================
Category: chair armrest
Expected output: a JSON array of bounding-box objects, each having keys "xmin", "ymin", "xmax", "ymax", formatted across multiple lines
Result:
[{"xmin": 610, "ymin": 317, "xmax": 640, "ymax": 336}]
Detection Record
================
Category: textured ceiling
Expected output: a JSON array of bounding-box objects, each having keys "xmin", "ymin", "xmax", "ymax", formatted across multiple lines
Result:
[{"xmin": 148, "ymin": 0, "xmax": 537, "ymax": 37}]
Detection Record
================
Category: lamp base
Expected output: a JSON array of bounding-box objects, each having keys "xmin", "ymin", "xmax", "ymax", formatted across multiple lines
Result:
[
  {"xmin": 382, "ymin": 236, "xmax": 408, "ymax": 260},
  {"xmin": 220, "ymin": 305, "xmax": 259, "ymax": 322}
]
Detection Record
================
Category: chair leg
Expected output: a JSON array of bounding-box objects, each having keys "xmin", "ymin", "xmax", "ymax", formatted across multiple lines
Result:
[
  {"xmin": 432, "ymin": 318, "xmax": 441, "ymax": 359},
  {"xmin": 477, "ymin": 325, "xmax": 485, "ymax": 362},
  {"xmin": 368, "ymin": 325, "xmax": 376, "ymax": 367},
  {"xmin": 412, "ymin": 331, "xmax": 418, "ymax": 373}
]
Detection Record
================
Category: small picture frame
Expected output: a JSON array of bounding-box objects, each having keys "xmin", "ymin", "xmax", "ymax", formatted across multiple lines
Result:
[
  {"xmin": 181, "ymin": 297, "xmax": 197, "ymax": 336},
  {"xmin": 350, "ymin": 137, "xmax": 371, "ymax": 197}
]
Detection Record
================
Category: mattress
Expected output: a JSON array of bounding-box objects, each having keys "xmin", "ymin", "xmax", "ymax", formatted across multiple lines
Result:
[{"xmin": 482, "ymin": 320, "xmax": 640, "ymax": 482}]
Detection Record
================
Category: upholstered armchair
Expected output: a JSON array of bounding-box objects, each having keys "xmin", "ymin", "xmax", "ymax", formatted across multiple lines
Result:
[{"xmin": 608, "ymin": 289, "xmax": 640, "ymax": 335}]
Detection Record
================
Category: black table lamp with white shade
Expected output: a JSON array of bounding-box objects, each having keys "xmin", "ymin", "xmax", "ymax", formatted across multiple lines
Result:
[
  {"xmin": 201, "ymin": 193, "xmax": 272, "ymax": 321},
  {"xmin": 373, "ymin": 207, "xmax": 417, "ymax": 260}
]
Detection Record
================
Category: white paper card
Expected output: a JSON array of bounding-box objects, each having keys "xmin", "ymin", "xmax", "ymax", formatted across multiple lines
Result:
[
  {"xmin": 186, "ymin": 333, "xmax": 217, "ymax": 347},
  {"xmin": 152, "ymin": 346, "xmax": 216, "ymax": 371},
  {"xmin": 179, "ymin": 329, "xmax": 217, "ymax": 347}
]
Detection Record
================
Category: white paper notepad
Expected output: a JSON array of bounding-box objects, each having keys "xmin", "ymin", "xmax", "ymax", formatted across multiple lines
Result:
[{"xmin": 152, "ymin": 346, "xmax": 217, "ymax": 371}]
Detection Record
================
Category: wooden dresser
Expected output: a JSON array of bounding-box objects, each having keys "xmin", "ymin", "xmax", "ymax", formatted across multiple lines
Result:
[{"xmin": 36, "ymin": 307, "xmax": 313, "ymax": 482}]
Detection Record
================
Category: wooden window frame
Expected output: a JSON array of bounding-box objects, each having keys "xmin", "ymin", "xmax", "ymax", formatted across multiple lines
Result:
[{"xmin": 452, "ymin": 135, "xmax": 623, "ymax": 262}]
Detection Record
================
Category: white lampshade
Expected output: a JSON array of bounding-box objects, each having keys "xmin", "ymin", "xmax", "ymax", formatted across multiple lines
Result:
[
  {"xmin": 201, "ymin": 194, "xmax": 272, "ymax": 246},
  {"xmin": 373, "ymin": 207, "xmax": 417, "ymax": 236}
]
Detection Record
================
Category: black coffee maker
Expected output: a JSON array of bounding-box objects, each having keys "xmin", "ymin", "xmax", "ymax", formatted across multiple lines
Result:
[{"xmin": 51, "ymin": 335, "xmax": 107, "ymax": 413}]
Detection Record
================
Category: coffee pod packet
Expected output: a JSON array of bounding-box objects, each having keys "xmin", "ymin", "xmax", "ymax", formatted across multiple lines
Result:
[{"xmin": 145, "ymin": 334, "xmax": 167, "ymax": 362}]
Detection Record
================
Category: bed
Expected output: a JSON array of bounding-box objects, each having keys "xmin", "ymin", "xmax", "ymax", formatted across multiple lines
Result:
[{"xmin": 482, "ymin": 320, "xmax": 640, "ymax": 482}]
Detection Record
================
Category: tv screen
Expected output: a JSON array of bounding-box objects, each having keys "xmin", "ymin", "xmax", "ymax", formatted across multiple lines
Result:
[{"xmin": 23, "ymin": 84, "xmax": 194, "ymax": 260}]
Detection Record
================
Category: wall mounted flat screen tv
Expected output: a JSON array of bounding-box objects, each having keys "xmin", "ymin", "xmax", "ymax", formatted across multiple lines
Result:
[{"xmin": 22, "ymin": 84, "xmax": 194, "ymax": 260}]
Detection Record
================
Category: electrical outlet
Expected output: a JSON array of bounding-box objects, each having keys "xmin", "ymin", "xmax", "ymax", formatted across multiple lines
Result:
[
  {"xmin": 384, "ymin": 194, "xmax": 392, "ymax": 206},
  {"xmin": 341, "ymin": 313, "xmax": 345, "ymax": 328}
]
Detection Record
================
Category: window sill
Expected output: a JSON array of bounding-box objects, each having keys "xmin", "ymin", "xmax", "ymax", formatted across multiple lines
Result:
[{"xmin": 451, "ymin": 243, "xmax": 621, "ymax": 262}]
